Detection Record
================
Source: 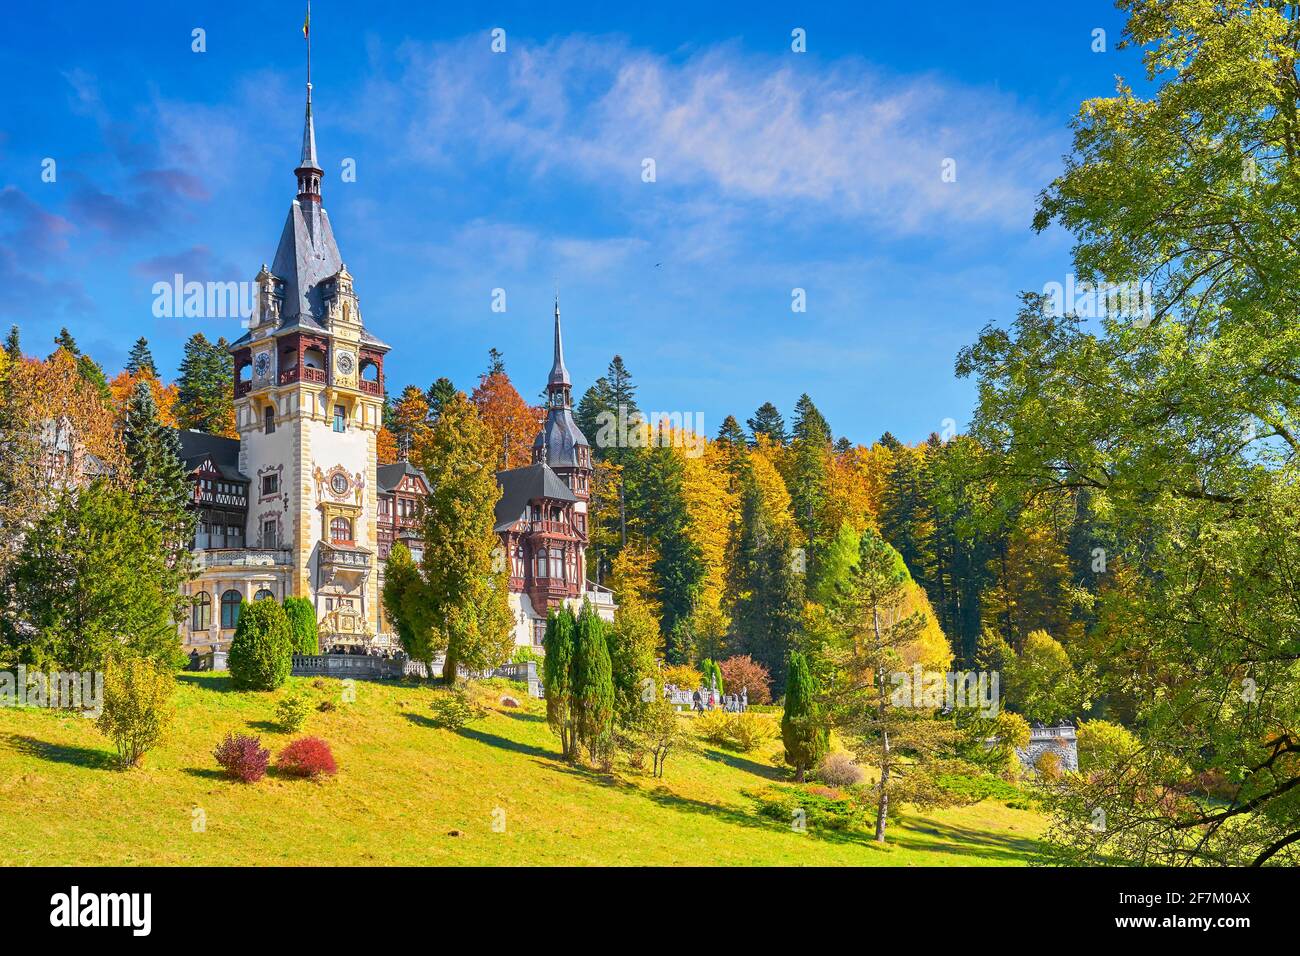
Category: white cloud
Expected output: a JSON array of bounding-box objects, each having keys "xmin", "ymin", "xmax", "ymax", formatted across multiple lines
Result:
[{"xmin": 353, "ymin": 34, "xmax": 1061, "ymax": 234}]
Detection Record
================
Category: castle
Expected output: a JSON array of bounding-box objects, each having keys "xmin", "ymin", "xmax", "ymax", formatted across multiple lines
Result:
[{"xmin": 178, "ymin": 68, "xmax": 614, "ymax": 658}]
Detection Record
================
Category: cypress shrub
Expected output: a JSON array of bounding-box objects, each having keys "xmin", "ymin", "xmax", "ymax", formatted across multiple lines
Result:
[
  {"xmin": 542, "ymin": 606, "xmax": 577, "ymax": 761},
  {"xmin": 781, "ymin": 650, "xmax": 828, "ymax": 782},
  {"xmin": 572, "ymin": 602, "xmax": 614, "ymax": 767},
  {"xmin": 228, "ymin": 599, "xmax": 294, "ymax": 691},
  {"xmin": 282, "ymin": 596, "xmax": 320, "ymax": 655}
]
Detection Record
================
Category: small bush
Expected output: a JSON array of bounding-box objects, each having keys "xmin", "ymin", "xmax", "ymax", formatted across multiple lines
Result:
[
  {"xmin": 729, "ymin": 713, "xmax": 776, "ymax": 752},
  {"xmin": 96, "ymin": 656, "xmax": 176, "ymax": 769},
  {"xmin": 817, "ymin": 751, "xmax": 865, "ymax": 787},
  {"xmin": 751, "ymin": 786, "xmax": 865, "ymax": 832},
  {"xmin": 228, "ymin": 599, "xmax": 294, "ymax": 691},
  {"xmin": 694, "ymin": 710, "xmax": 775, "ymax": 753},
  {"xmin": 693, "ymin": 709, "xmax": 734, "ymax": 745},
  {"xmin": 1077, "ymin": 719, "xmax": 1140, "ymax": 773},
  {"xmin": 276, "ymin": 695, "xmax": 311, "ymax": 732},
  {"xmin": 214, "ymin": 733, "xmax": 270, "ymax": 783},
  {"xmin": 428, "ymin": 688, "xmax": 484, "ymax": 730},
  {"xmin": 317, "ymin": 699, "xmax": 336, "ymax": 712},
  {"xmin": 510, "ymin": 646, "xmax": 543, "ymax": 666},
  {"xmin": 277, "ymin": 736, "xmax": 338, "ymax": 778},
  {"xmin": 500, "ymin": 695, "xmax": 521, "ymax": 708}
]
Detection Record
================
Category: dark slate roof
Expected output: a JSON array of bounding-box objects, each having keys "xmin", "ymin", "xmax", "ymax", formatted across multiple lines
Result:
[
  {"xmin": 271, "ymin": 200, "xmax": 343, "ymax": 326},
  {"xmin": 175, "ymin": 429, "xmax": 248, "ymax": 482},
  {"xmin": 494, "ymin": 463, "xmax": 576, "ymax": 531},
  {"xmin": 532, "ymin": 406, "xmax": 590, "ymax": 468},
  {"xmin": 377, "ymin": 460, "xmax": 429, "ymax": 494}
]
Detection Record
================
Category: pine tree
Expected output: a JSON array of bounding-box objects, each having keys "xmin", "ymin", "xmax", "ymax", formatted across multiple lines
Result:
[
  {"xmin": 51, "ymin": 327, "xmax": 79, "ymax": 356},
  {"xmin": 122, "ymin": 380, "xmax": 196, "ymax": 567},
  {"xmin": 576, "ymin": 376, "xmax": 615, "ymax": 459},
  {"xmin": 4, "ymin": 325, "xmax": 20, "ymax": 362},
  {"xmin": 176, "ymin": 333, "xmax": 234, "ymax": 435},
  {"xmin": 125, "ymin": 337, "xmax": 157, "ymax": 377},
  {"xmin": 746, "ymin": 402, "xmax": 787, "ymax": 446},
  {"xmin": 2, "ymin": 482, "xmax": 182, "ymax": 669},
  {"xmin": 730, "ymin": 465, "xmax": 804, "ymax": 692},
  {"xmin": 486, "ymin": 347, "xmax": 505, "ymax": 376},
  {"xmin": 788, "ymin": 393, "xmax": 833, "ymax": 586},
  {"xmin": 781, "ymin": 650, "xmax": 827, "ymax": 782},
  {"xmin": 412, "ymin": 391, "xmax": 514, "ymax": 684},
  {"xmin": 571, "ymin": 602, "xmax": 615, "ymax": 767},
  {"xmin": 425, "ymin": 377, "xmax": 456, "ymax": 423}
]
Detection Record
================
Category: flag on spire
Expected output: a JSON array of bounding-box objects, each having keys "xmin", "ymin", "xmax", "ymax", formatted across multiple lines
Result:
[{"xmin": 302, "ymin": 2, "xmax": 310, "ymax": 38}]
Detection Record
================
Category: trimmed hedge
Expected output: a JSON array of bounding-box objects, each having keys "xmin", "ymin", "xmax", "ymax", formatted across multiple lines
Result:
[
  {"xmin": 228, "ymin": 598, "xmax": 294, "ymax": 691},
  {"xmin": 282, "ymin": 596, "xmax": 320, "ymax": 655}
]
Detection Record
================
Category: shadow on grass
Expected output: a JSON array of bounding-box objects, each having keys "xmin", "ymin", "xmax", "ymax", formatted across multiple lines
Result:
[
  {"xmin": 181, "ymin": 766, "xmax": 228, "ymax": 780},
  {"xmin": 245, "ymin": 720, "xmax": 283, "ymax": 733},
  {"xmin": 496, "ymin": 709, "xmax": 547, "ymax": 723},
  {"xmin": 700, "ymin": 747, "xmax": 787, "ymax": 782},
  {"xmin": 176, "ymin": 673, "xmax": 240, "ymax": 693},
  {"xmin": 888, "ymin": 815, "xmax": 1042, "ymax": 864},
  {"xmin": 4, "ymin": 733, "xmax": 117, "ymax": 770}
]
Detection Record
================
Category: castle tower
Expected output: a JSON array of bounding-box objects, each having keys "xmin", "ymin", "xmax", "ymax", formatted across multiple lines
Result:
[
  {"xmin": 530, "ymin": 296, "xmax": 593, "ymax": 584},
  {"xmin": 228, "ymin": 60, "xmax": 390, "ymax": 647}
]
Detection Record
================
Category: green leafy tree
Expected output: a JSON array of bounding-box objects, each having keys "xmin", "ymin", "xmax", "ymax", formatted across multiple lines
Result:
[
  {"xmin": 781, "ymin": 650, "xmax": 827, "ymax": 782},
  {"xmin": 281, "ymin": 596, "xmax": 320, "ymax": 655},
  {"xmin": 956, "ymin": 0, "xmax": 1300, "ymax": 866},
  {"xmin": 227, "ymin": 598, "xmax": 293, "ymax": 691},
  {"xmin": 607, "ymin": 600, "xmax": 659, "ymax": 728},
  {"xmin": 381, "ymin": 541, "xmax": 440, "ymax": 676},
  {"xmin": 413, "ymin": 391, "xmax": 514, "ymax": 684}
]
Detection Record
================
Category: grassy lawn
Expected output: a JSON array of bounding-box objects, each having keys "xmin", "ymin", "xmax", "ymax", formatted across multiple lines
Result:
[{"xmin": 0, "ymin": 673, "xmax": 1047, "ymax": 865}]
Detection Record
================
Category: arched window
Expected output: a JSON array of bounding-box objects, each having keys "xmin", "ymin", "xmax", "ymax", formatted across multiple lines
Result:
[
  {"xmin": 330, "ymin": 516, "xmax": 353, "ymax": 544},
  {"xmin": 192, "ymin": 591, "xmax": 211, "ymax": 631},
  {"xmin": 360, "ymin": 359, "xmax": 379, "ymax": 382},
  {"xmin": 254, "ymin": 588, "xmax": 275, "ymax": 602},
  {"xmin": 220, "ymin": 590, "xmax": 242, "ymax": 629}
]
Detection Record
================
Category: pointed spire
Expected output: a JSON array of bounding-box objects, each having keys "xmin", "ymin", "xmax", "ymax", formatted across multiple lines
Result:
[
  {"xmin": 548, "ymin": 291, "xmax": 570, "ymax": 389},
  {"xmin": 295, "ymin": 1, "xmax": 322, "ymax": 202}
]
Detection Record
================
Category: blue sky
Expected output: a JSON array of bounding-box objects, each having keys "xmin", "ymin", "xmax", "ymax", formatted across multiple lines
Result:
[{"xmin": 0, "ymin": 1, "xmax": 1143, "ymax": 445}]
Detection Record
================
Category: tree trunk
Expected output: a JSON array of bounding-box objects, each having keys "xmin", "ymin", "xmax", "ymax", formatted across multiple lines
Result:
[
  {"xmin": 875, "ymin": 728, "xmax": 890, "ymax": 843},
  {"xmin": 442, "ymin": 647, "xmax": 458, "ymax": 686}
]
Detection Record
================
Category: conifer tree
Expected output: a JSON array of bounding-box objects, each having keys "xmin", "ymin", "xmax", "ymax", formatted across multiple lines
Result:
[
  {"xmin": 4, "ymin": 325, "xmax": 20, "ymax": 362},
  {"xmin": 51, "ymin": 327, "xmax": 79, "ymax": 356},
  {"xmin": 542, "ymin": 605, "xmax": 578, "ymax": 760},
  {"xmin": 606, "ymin": 598, "xmax": 659, "ymax": 728},
  {"xmin": 729, "ymin": 465, "xmax": 804, "ymax": 692},
  {"xmin": 571, "ymin": 602, "xmax": 615, "ymax": 766},
  {"xmin": 781, "ymin": 650, "xmax": 827, "ymax": 782},
  {"xmin": 746, "ymin": 402, "xmax": 787, "ymax": 446},
  {"xmin": 425, "ymin": 377, "xmax": 456, "ymax": 423},
  {"xmin": 282, "ymin": 596, "xmax": 320, "ymax": 655},
  {"xmin": 788, "ymin": 393, "xmax": 833, "ymax": 586},
  {"xmin": 228, "ymin": 598, "xmax": 294, "ymax": 691},
  {"xmin": 125, "ymin": 337, "xmax": 157, "ymax": 377},
  {"xmin": 122, "ymin": 380, "xmax": 196, "ymax": 566},
  {"xmin": 176, "ymin": 333, "xmax": 234, "ymax": 435}
]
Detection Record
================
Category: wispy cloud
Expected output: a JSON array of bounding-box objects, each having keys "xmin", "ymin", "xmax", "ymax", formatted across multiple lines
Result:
[{"xmin": 355, "ymin": 34, "xmax": 1060, "ymax": 233}]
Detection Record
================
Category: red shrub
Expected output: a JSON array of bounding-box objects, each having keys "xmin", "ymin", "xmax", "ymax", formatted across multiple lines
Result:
[
  {"xmin": 214, "ymin": 733, "xmax": 270, "ymax": 783},
  {"xmin": 719, "ymin": 655, "xmax": 773, "ymax": 704},
  {"xmin": 277, "ymin": 737, "xmax": 338, "ymax": 778}
]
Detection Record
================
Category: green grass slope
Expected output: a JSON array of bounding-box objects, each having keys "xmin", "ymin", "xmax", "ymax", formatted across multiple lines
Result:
[{"xmin": 0, "ymin": 674, "xmax": 1046, "ymax": 866}]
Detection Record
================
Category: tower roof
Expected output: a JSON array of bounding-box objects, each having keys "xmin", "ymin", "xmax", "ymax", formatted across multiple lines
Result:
[
  {"xmin": 548, "ymin": 295, "xmax": 570, "ymax": 388},
  {"xmin": 298, "ymin": 84, "xmax": 320, "ymax": 172}
]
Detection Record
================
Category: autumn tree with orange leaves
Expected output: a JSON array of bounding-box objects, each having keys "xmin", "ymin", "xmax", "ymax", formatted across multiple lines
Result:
[{"xmin": 471, "ymin": 368, "xmax": 540, "ymax": 471}]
